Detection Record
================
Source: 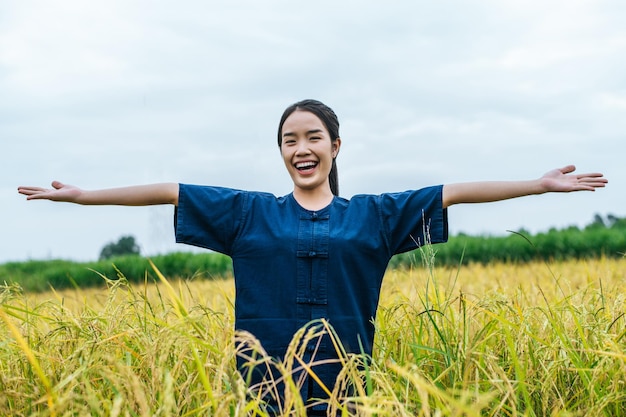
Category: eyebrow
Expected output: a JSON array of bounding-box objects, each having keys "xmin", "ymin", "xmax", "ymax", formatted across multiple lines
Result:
[{"xmin": 282, "ymin": 128, "xmax": 324, "ymax": 137}]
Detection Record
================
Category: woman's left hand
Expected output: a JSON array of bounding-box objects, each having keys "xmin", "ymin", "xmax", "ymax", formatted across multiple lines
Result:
[{"xmin": 539, "ymin": 165, "xmax": 608, "ymax": 193}]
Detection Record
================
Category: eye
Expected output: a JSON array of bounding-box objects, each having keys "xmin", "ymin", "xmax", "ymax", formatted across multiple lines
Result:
[
  {"xmin": 283, "ymin": 139, "xmax": 296, "ymax": 145},
  {"xmin": 309, "ymin": 136, "xmax": 321, "ymax": 141}
]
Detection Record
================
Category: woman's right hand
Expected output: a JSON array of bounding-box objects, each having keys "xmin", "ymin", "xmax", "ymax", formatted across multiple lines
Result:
[
  {"xmin": 18, "ymin": 181, "xmax": 179, "ymax": 206},
  {"xmin": 18, "ymin": 181, "xmax": 83, "ymax": 203}
]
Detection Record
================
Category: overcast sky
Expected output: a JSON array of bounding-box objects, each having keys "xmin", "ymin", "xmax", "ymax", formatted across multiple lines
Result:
[{"xmin": 2, "ymin": 0, "xmax": 624, "ymax": 264}]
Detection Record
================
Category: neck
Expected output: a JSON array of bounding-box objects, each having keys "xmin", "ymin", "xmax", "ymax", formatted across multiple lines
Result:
[{"xmin": 293, "ymin": 188, "xmax": 334, "ymax": 211}]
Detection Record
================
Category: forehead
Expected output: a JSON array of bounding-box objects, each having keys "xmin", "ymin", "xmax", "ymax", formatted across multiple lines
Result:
[{"xmin": 282, "ymin": 110, "xmax": 327, "ymax": 135}]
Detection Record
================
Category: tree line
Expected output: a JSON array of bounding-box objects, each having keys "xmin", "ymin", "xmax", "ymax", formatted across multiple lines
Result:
[{"xmin": 391, "ymin": 213, "xmax": 626, "ymax": 268}]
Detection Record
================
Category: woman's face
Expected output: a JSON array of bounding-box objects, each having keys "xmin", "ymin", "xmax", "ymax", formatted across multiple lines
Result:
[{"xmin": 280, "ymin": 110, "xmax": 341, "ymax": 196}]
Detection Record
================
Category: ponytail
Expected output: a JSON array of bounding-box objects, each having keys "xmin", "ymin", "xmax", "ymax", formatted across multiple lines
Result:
[{"xmin": 329, "ymin": 158, "xmax": 339, "ymax": 196}]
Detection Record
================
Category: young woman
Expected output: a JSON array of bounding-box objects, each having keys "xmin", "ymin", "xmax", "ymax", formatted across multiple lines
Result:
[{"xmin": 18, "ymin": 99, "xmax": 607, "ymax": 415}]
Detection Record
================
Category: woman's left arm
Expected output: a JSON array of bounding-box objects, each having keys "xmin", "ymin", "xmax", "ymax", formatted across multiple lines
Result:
[{"xmin": 442, "ymin": 165, "xmax": 607, "ymax": 209}]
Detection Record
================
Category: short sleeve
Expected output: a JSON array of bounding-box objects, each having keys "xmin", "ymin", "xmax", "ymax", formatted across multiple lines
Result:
[
  {"xmin": 175, "ymin": 184, "xmax": 247, "ymax": 255},
  {"xmin": 380, "ymin": 185, "xmax": 448, "ymax": 254}
]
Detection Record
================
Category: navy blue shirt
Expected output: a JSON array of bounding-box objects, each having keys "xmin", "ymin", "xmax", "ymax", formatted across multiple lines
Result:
[{"xmin": 175, "ymin": 184, "xmax": 448, "ymax": 406}]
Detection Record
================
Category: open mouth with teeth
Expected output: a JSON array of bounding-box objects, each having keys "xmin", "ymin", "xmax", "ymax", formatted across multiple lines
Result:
[{"xmin": 295, "ymin": 161, "xmax": 318, "ymax": 172}]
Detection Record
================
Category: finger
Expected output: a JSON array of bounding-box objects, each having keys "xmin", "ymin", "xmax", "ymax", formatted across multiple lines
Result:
[
  {"xmin": 51, "ymin": 180, "xmax": 64, "ymax": 189},
  {"xmin": 577, "ymin": 179, "xmax": 608, "ymax": 190},
  {"xmin": 26, "ymin": 193, "xmax": 49, "ymax": 200},
  {"xmin": 578, "ymin": 178, "xmax": 608, "ymax": 186},
  {"xmin": 586, "ymin": 181, "xmax": 608, "ymax": 187},
  {"xmin": 576, "ymin": 172, "xmax": 606, "ymax": 180},
  {"xmin": 560, "ymin": 165, "xmax": 576, "ymax": 174},
  {"xmin": 587, "ymin": 178, "xmax": 608, "ymax": 184},
  {"xmin": 17, "ymin": 186, "xmax": 47, "ymax": 195}
]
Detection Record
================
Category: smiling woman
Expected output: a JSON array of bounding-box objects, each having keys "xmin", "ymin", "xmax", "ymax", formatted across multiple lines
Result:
[
  {"xmin": 17, "ymin": 99, "xmax": 607, "ymax": 416},
  {"xmin": 278, "ymin": 102, "xmax": 341, "ymax": 211},
  {"xmin": 278, "ymin": 99, "xmax": 342, "ymax": 206}
]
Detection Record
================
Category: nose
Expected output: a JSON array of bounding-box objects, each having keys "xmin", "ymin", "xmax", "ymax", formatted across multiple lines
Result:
[{"xmin": 295, "ymin": 140, "xmax": 310, "ymax": 155}]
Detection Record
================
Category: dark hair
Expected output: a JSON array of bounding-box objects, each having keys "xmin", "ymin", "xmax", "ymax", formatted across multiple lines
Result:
[{"xmin": 277, "ymin": 99, "xmax": 340, "ymax": 196}]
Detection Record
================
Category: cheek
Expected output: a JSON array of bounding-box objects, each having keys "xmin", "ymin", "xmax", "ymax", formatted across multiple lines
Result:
[{"xmin": 280, "ymin": 148, "xmax": 292, "ymax": 165}]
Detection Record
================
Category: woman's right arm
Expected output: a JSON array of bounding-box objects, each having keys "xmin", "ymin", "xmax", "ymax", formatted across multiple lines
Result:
[{"xmin": 18, "ymin": 181, "xmax": 179, "ymax": 206}]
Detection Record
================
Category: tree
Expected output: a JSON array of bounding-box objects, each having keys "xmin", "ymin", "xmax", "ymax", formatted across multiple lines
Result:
[
  {"xmin": 587, "ymin": 213, "xmax": 626, "ymax": 230},
  {"xmin": 99, "ymin": 235, "xmax": 141, "ymax": 260}
]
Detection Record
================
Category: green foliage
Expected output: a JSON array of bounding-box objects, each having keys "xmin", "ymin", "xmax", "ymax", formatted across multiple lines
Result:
[
  {"xmin": 0, "ymin": 252, "xmax": 232, "ymax": 293},
  {"xmin": 99, "ymin": 235, "xmax": 141, "ymax": 260},
  {"xmin": 391, "ymin": 213, "xmax": 626, "ymax": 269}
]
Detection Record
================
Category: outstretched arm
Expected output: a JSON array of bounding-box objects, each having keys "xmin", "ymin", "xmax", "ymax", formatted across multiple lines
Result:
[
  {"xmin": 18, "ymin": 181, "xmax": 179, "ymax": 206},
  {"xmin": 442, "ymin": 165, "xmax": 607, "ymax": 209}
]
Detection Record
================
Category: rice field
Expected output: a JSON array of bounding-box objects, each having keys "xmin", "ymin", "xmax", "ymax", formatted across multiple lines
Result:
[{"xmin": 1, "ymin": 256, "xmax": 625, "ymax": 416}]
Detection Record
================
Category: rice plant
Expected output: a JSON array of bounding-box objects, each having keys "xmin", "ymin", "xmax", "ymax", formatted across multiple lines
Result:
[{"xmin": 1, "ymin": 256, "xmax": 625, "ymax": 416}]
